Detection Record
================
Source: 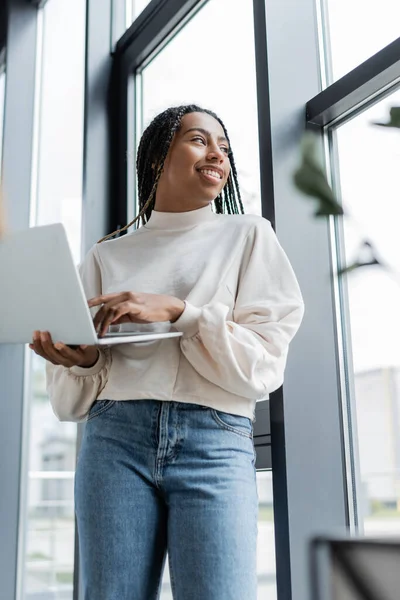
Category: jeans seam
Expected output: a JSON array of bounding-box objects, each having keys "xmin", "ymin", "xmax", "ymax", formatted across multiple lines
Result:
[
  {"xmin": 210, "ymin": 408, "xmax": 253, "ymax": 439},
  {"xmin": 86, "ymin": 400, "xmax": 116, "ymax": 421}
]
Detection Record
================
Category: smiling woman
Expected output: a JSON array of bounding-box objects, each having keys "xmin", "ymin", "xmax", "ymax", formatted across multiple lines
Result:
[
  {"xmin": 37, "ymin": 103, "xmax": 304, "ymax": 600},
  {"xmin": 154, "ymin": 112, "xmax": 231, "ymax": 211},
  {"xmin": 99, "ymin": 104, "xmax": 244, "ymax": 242}
]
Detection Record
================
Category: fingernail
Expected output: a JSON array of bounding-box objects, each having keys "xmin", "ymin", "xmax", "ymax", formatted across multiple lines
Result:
[{"xmin": 54, "ymin": 343, "xmax": 62, "ymax": 350}]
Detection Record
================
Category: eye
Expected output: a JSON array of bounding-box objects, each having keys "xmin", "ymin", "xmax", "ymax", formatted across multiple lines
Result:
[
  {"xmin": 220, "ymin": 146, "xmax": 230, "ymax": 154},
  {"xmin": 192, "ymin": 136, "xmax": 206, "ymax": 145}
]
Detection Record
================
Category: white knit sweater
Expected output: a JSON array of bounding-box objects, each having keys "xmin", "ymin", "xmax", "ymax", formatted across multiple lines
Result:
[{"xmin": 46, "ymin": 204, "xmax": 304, "ymax": 422}]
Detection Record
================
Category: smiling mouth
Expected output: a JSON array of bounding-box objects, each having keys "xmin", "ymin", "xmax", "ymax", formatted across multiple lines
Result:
[{"xmin": 198, "ymin": 168, "xmax": 223, "ymax": 182}]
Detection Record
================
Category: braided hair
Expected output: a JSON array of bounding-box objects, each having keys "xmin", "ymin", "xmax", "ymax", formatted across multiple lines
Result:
[{"xmin": 98, "ymin": 104, "xmax": 244, "ymax": 243}]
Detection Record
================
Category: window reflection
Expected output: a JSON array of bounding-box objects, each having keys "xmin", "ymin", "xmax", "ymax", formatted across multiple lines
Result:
[
  {"xmin": 334, "ymin": 88, "xmax": 400, "ymax": 535},
  {"xmin": 23, "ymin": 0, "xmax": 86, "ymax": 597}
]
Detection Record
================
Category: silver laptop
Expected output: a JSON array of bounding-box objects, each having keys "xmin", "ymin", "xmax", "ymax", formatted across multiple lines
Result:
[
  {"xmin": 0, "ymin": 223, "xmax": 183, "ymax": 346},
  {"xmin": 311, "ymin": 535, "xmax": 400, "ymax": 600}
]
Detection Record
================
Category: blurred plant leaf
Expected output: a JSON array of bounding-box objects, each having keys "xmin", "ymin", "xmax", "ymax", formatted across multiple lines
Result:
[
  {"xmin": 372, "ymin": 106, "xmax": 400, "ymax": 128},
  {"xmin": 337, "ymin": 240, "xmax": 382, "ymax": 276},
  {"xmin": 293, "ymin": 133, "xmax": 344, "ymax": 217}
]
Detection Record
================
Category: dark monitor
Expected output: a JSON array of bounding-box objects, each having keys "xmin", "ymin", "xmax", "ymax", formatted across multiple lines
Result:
[{"xmin": 310, "ymin": 537, "xmax": 400, "ymax": 600}]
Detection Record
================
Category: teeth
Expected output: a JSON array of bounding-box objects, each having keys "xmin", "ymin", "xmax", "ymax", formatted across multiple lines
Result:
[{"xmin": 200, "ymin": 169, "xmax": 221, "ymax": 179}]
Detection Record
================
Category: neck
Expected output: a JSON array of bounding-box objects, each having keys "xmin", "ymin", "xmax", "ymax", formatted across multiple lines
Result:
[
  {"xmin": 153, "ymin": 200, "xmax": 211, "ymax": 213},
  {"xmin": 145, "ymin": 203, "xmax": 216, "ymax": 230}
]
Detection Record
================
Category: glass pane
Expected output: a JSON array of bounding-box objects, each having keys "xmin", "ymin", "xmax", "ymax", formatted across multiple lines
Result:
[
  {"xmin": 324, "ymin": 0, "xmax": 400, "ymax": 82},
  {"xmin": 256, "ymin": 471, "xmax": 277, "ymax": 600},
  {"xmin": 334, "ymin": 88, "xmax": 400, "ymax": 536},
  {"xmin": 0, "ymin": 66, "xmax": 5, "ymax": 178},
  {"xmin": 159, "ymin": 471, "xmax": 276, "ymax": 599},
  {"xmin": 22, "ymin": 0, "xmax": 86, "ymax": 597},
  {"xmin": 126, "ymin": 0, "xmax": 152, "ymax": 27},
  {"xmin": 140, "ymin": 0, "xmax": 261, "ymax": 216}
]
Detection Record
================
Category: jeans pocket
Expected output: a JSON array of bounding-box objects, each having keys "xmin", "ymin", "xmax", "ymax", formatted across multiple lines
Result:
[
  {"xmin": 210, "ymin": 408, "xmax": 253, "ymax": 439},
  {"xmin": 86, "ymin": 399, "xmax": 116, "ymax": 421}
]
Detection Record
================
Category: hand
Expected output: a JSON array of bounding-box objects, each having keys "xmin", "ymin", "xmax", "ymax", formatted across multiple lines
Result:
[
  {"xmin": 88, "ymin": 292, "xmax": 185, "ymax": 337},
  {"xmin": 29, "ymin": 331, "xmax": 99, "ymax": 368}
]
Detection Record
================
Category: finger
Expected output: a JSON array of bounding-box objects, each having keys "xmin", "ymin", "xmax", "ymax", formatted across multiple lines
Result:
[
  {"xmin": 93, "ymin": 298, "xmax": 119, "ymax": 331},
  {"xmin": 98, "ymin": 305, "xmax": 123, "ymax": 337},
  {"xmin": 100, "ymin": 301, "xmax": 144, "ymax": 336},
  {"xmin": 40, "ymin": 332, "xmax": 75, "ymax": 367},
  {"xmin": 53, "ymin": 342, "xmax": 84, "ymax": 366},
  {"xmin": 32, "ymin": 330, "xmax": 48, "ymax": 358},
  {"xmin": 30, "ymin": 331, "xmax": 58, "ymax": 365},
  {"xmin": 93, "ymin": 297, "xmax": 125, "ymax": 332},
  {"xmin": 88, "ymin": 293, "xmax": 121, "ymax": 308}
]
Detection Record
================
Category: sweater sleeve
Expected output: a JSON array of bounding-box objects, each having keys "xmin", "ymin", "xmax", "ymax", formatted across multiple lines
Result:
[
  {"xmin": 46, "ymin": 245, "xmax": 112, "ymax": 422},
  {"xmin": 172, "ymin": 218, "xmax": 305, "ymax": 400}
]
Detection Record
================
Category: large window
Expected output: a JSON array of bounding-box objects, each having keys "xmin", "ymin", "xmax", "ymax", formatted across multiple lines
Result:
[
  {"xmin": 332, "ymin": 89, "xmax": 400, "ymax": 535},
  {"xmin": 21, "ymin": 0, "xmax": 86, "ymax": 597},
  {"xmin": 133, "ymin": 1, "xmax": 272, "ymax": 597},
  {"xmin": 324, "ymin": 0, "xmax": 400, "ymax": 82},
  {"xmin": 137, "ymin": 0, "xmax": 261, "ymax": 219}
]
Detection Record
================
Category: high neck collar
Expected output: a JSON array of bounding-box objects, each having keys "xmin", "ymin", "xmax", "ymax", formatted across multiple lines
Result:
[{"xmin": 144, "ymin": 204, "xmax": 216, "ymax": 230}]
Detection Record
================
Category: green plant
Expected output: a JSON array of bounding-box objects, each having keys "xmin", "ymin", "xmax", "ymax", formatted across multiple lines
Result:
[{"xmin": 292, "ymin": 109, "xmax": 400, "ymax": 276}]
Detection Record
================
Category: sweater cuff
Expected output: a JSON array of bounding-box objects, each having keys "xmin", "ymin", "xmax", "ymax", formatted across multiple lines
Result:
[
  {"xmin": 172, "ymin": 301, "xmax": 202, "ymax": 338},
  {"xmin": 69, "ymin": 349, "xmax": 106, "ymax": 377}
]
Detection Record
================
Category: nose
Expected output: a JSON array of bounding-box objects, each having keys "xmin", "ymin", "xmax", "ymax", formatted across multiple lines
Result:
[{"xmin": 206, "ymin": 141, "xmax": 225, "ymax": 163}]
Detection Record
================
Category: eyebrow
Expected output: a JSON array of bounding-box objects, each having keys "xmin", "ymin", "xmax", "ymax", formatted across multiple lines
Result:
[{"xmin": 183, "ymin": 127, "xmax": 229, "ymax": 146}]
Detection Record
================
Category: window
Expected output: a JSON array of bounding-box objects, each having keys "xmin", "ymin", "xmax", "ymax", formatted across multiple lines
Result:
[
  {"xmin": 256, "ymin": 472, "xmax": 276, "ymax": 600},
  {"xmin": 126, "ymin": 0, "xmax": 152, "ymax": 28},
  {"xmin": 323, "ymin": 0, "xmax": 400, "ymax": 82},
  {"xmin": 332, "ymin": 89, "xmax": 400, "ymax": 535},
  {"xmin": 137, "ymin": 0, "xmax": 261, "ymax": 219},
  {"xmin": 135, "ymin": 3, "xmax": 272, "ymax": 596},
  {"xmin": 0, "ymin": 61, "xmax": 5, "ymax": 177},
  {"xmin": 21, "ymin": 0, "xmax": 86, "ymax": 597}
]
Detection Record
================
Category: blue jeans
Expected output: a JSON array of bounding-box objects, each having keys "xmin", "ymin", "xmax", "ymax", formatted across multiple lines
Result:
[{"xmin": 75, "ymin": 399, "xmax": 258, "ymax": 600}]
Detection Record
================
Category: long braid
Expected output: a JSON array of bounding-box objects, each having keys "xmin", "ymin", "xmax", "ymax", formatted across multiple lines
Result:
[{"xmin": 98, "ymin": 104, "xmax": 244, "ymax": 243}]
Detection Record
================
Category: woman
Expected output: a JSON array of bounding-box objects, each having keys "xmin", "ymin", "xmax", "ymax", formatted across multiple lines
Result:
[{"xmin": 30, "ymin": 105, "xmax": 304, "ymax": 600}]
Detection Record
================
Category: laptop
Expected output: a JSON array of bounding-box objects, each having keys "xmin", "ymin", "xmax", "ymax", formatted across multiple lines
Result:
[
  {"xmin": 311, "ymin": 535, "xmax": 400, "ymax": 600},
  {"xmin": 0, "ymin": 223, "xmax": 183, "ymax": 346}
]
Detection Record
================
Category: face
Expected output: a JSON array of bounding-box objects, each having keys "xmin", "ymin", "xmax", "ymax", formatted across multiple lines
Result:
[{"xmin": 154, "ymin": 111, "xmax": 231, "ymax": 212}]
